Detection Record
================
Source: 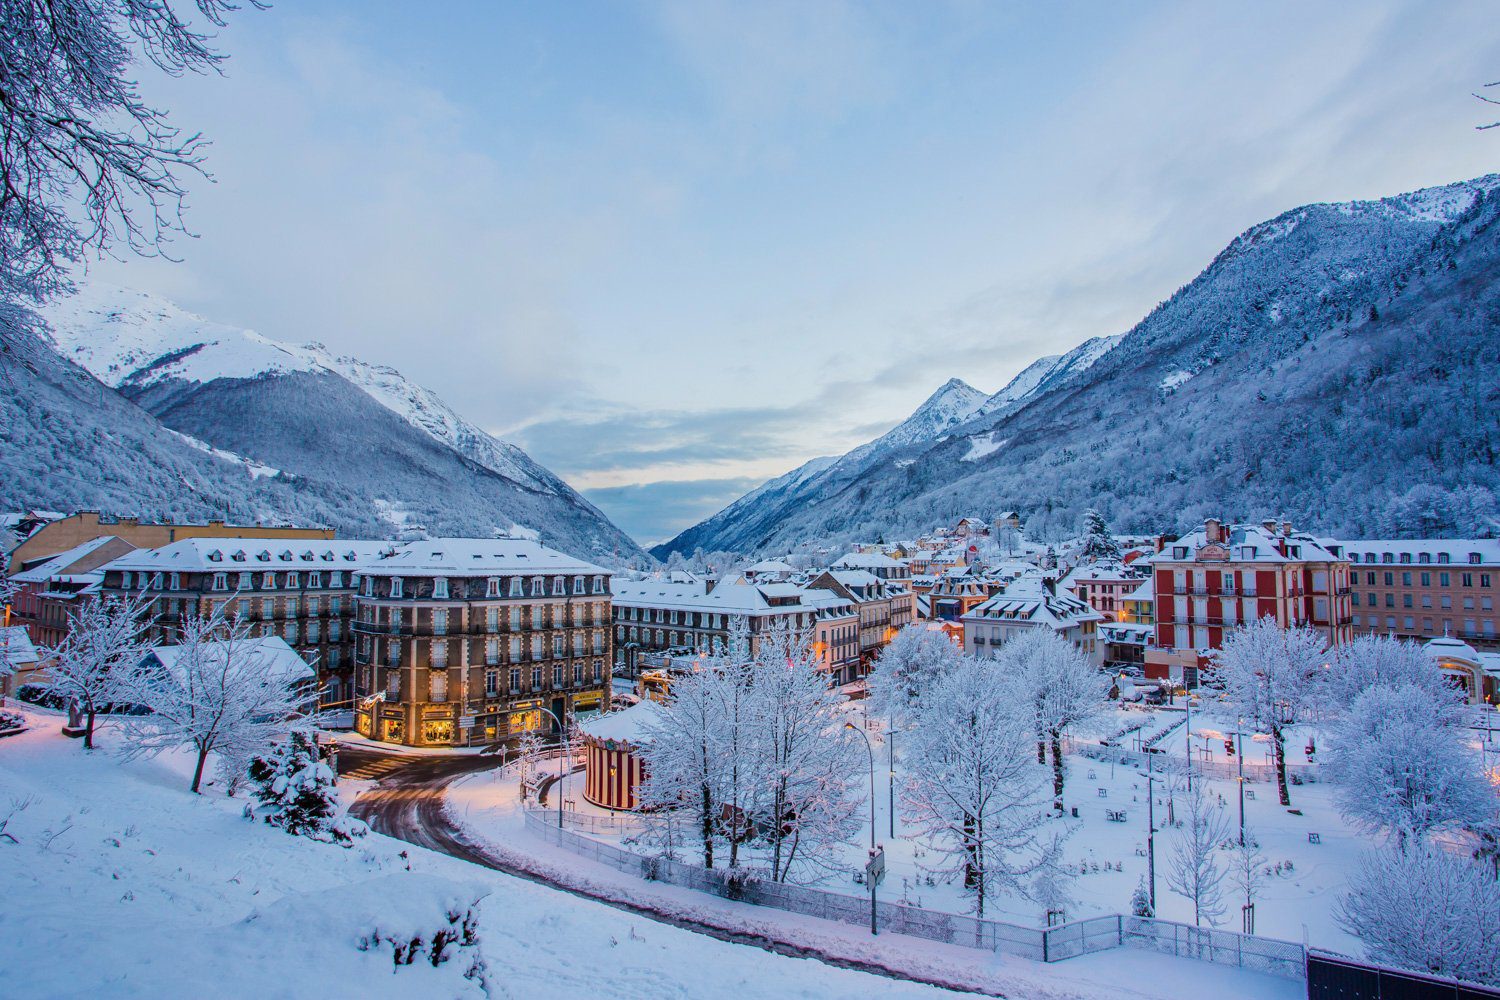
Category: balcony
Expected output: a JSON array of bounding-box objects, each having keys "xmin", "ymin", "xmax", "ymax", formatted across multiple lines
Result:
[{"xmin": 1169, "ymin": 587, "xmax": 1258, "ymax": 598}]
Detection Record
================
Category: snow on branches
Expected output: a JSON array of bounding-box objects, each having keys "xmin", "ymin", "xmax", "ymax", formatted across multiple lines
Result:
[
  {"xmin": 39, "ymin": 591, "xmax": 153, "ymax": 748},
  {"xmin": 996, "ymin": 629, "xmax": 1109, "ymax": 812},
  {"xmin": 867, "ymin": 624, "xmax": 962, "ymax": 726},
  {"xmin": 249, "ymin": 729, "xmax": 368, "ymax": 846}
]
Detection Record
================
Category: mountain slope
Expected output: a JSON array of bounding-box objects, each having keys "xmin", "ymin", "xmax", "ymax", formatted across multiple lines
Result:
[
  {"xmin": 10, "ymin": 287, "xmax": 644, "ymax": 562},
  {"xmin": 652, "ymin": 378, "xmax": 986, "ymax": 558},
  {"xmin": 976, "ymin": 334, "xmax": 1122, "ymax": 419},
  {"xmin": 660, "ymin": 174, "xmax": 1500, "ymax": 554}
]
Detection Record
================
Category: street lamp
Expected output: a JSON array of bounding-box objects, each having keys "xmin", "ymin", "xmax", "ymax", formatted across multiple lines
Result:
[
  {"xmin": 845, "ymin": 721, "xmax": 879, "ymax": 935},
  {"xmin": 1236, "ymin": 716, "xmax": 1245, "ymax": 846},
  {"xmin": 531, "ymin": 705, "xmax": 572, "ymax": 830},
  {"xmin": 887, "ymin": 719, "xmax": 907, "ymax": 840}
]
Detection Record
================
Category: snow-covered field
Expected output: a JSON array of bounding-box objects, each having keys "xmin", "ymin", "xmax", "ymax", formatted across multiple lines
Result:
[{"xmin": 0, "ymin": 709, "xmax": 977, "ymax": 1000}]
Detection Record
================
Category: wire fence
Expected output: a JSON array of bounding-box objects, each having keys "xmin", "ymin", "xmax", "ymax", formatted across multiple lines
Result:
[{"xmin": 522, "ymin": 808, "xmax": 1305, "ymax": 978}]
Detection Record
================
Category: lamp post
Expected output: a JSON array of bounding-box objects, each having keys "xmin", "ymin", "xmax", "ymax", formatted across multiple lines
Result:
[
  {"xmin": 533, "ymin": 705, "xmax": 571, "ymax": 830},
  {"xmin": 1236, "ymin": 716, "xmax": 1245, "ymax": 846},
  {"xmin": 846, "ymin": 722, "xmax": 879, "ymax": 935},
  {"xmin": 1146, "ymin": 748, "xmax": 1157, "ymax": 914},
  {"xmin": 1184, "ymin": 696, "xmax": 1192, "ymax": 792},
  {"xmin": 887, "ymin": 720, "xmax": 903, "ymax": 840}
]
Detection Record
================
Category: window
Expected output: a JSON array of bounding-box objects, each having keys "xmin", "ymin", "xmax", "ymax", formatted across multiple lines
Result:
[
  {"xmin": 1401, "ymin": 572, "xmax": 1412, "ymax": 586},
  {"xmin": 486, "ymin": 637, "xmax": 499, "ymax": 665},
  {"xmin": 1483, "ymin": 574, "xmax": 1492, "ymax": 588},
  {"xmin": 286, "ymin": 572, "xmax": 300, "ymax": 589},
  {"xmin": 212, "ymin": 572, "xmax": 228, "ymax": 591},
  {"xmin": 1403, "ymin": 616, "xmax": 1414, "ymax": 630},
  {"xmin": 329, "ymin": 621, "xmax": 341, "ymax": 642},
  {"xmin": 433, "ymin": 608, "xmax": 448, "ymax": 635},
  {"xmin": 1421, "ymin": 572, "xmax": 1431, "ymax": 586},
  {"xmin": 531, "ymin": 666, "xmax": 542, "ymax": 689},
  {"xmin": 330, "ymin": 572, "xmax": 343, "ymax": 588},
  {"xmin": 1438, "ymin": 553, "xmax": 1450, "ymax": 564},
  {"xmin": 509, "ymin": 577, "xmax": 523, "ymax": 597},
  {"xmin": 531, "ymin": 576, "xmax": 544, "ymax": 597},
  {"xmin": 1442, "ymin": 596, "xmax": 1453, "ymax": 609},
  {"xmin": 169, "ymin": 573, "xmax": 181, "ymax": 591},
  {"xmin": 434, "ymin": 578, "xmax": 449, "ymax": 599},
  {"xmin": 285, "ymin": 621, "xmax": 298, "ymax": 644},
  {"xmin": 485, "ymin": 670, "xmax": 498, "ymax": 697},
  {"xmin": 574, "ymin": 576, "xmax": 586, "ymax": 595},
  {"xmin": 430, "ymin": 670, "xmax": 446, "ymax": 703},
  {"xmin": 593, "ymin": 576, "xmax": 605, "ymax": 594},
  {"xmin": 431, "ymin": 640, "xmax": 447, "ymax": 668},
  {"xmin": 390, "ymin": 577, "xmax": 404, "ymax": 598},
  {"xmin": 552, "ymin": 665, "xmax": 563, "ymax": 688},
  {"xmin": 308, "ymin": 572, "xmax": 322, "ymax": 589},
  {"xmin": 362, "ymin": 575, "xmax": 373, "ymax": 596},
  {"xmin": 509, "ymin": 636, "xmax": 521, "ymax": 661},
  {"xmin": 330, "ymin": 596, "xmax": 341, "ymax": 615},
  {"xmin": 1403, "ymin": 595, "xmax": 1413, "ymax": 608},
  {"xmin": 1351, "ymin": 593, "xmax": 1360, "ymax": 606},
  {"xmin": 592, "ymin": 659, "xmax": 602, "ymax": 682},
  {"xmin": 552, "ymin": 634, "xmax": 566, "ymax": 657},
  {"xmin": 387, "ymin": 670, "xmax": 400, "ymax": 697},
  {"xmin": 237, "ymin": 572, "xmax": 252, "ymax": 590},
  {"xmin": 1422, "ymin": 595, "xmax": 1433, "ymax": 608},
  {"xmin": 510, "ymin": 606, "xmax": 522, "ymax": 630},
  {"xmin": 486, "ymin": 577, "xmax": 500, "ymax": 598},
  {"xmin": 486, "ymin": 607, "xmax": 499, "ymax": 633},
  {"xmin": 509, "ymin": 668, "xmax": 519, "ymax": 691},
  {"xmin": 1385, "ymin": 594, "xmax": 1395, "ymax": 608},
  {"xmin": 1441, "ymin": 573, "xmax": 1451, "ymax": 587},
  {"xmin": 1463, "ymin": 573, "xmax": 1474, "ymax": 588},
  {"xmin": 530, "ymin": 635, "xmax": 543, "ymax": 659}
]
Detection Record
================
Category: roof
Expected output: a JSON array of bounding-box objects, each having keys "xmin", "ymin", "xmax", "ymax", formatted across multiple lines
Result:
[
  {"xmin": 832, "ymin": 551, "xmax": 905, "ymax": 570},
  {"xmin": 578, "ymin": 699, "xmax": 665, "ymax": 745},
  {"xmin": 962, "ymin": 574, "xmax": 1103, "ymax": 629},
  {"xmin": 1335, "ymin": 538, "xmax": 1499, "ymax": 566},
  {"xmin": 1149, "ymin": 523, "xmax": 1343, "ymax": 566},
  {"xmin": 612, "ymin": 580, "xmax": 818, "ymax": 616},
  {"xmin": 0, "ymin": 626, "xmax": 39, "ymax": 666},
  {"xmin": 744, "ymin": 559, "xmax": 795, "ymax": 573},
  {"xmin": 11, "ymin": 536, "xmax": 126, "ymax": 582},
  {"xmin": 363, "ymin": 537, "xmax": 613, "ymax": 576},
  {"xmin": 144, "ymin": 635, "xmax": 314, "ymax": 686},
  {"xmin": 1124, "ymin": 578, "xmax": 1155, "ymax": 602},
  {"xmin": 107, "ymin": 537, "xmax": 390, "ymax": 574}
]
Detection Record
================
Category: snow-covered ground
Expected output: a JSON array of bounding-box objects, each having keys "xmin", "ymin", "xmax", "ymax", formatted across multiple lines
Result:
[
  {"xmin": 449, "ymin": 754, "xmax": 1300, "ymax": 1000},
  {"xmin": 0, "ymin": 709, "xmax": 977, "ymax": 999}
]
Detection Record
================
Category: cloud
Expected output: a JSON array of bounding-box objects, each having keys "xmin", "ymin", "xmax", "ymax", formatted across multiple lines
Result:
[{"xmin": 582, "ymin": 476, "xmax": 767, "ymax": 548}]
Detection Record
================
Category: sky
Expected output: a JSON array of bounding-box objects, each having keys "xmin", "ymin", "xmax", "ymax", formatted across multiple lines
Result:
[{"xmin": 85, "ymin": 1, "xmax": 1500, "ymax": 546}]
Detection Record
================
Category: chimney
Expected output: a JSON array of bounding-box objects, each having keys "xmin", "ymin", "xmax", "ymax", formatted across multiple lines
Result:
[
  {"xmin": 1281, "ymin": 521, "xmax": 1293, "ymax": 538},
  {"xmin": 1204, "ymin": 518, "xmax": 1222, "ymax": 543},
  {"xmin": 1262, "ymin": 519, "xmax": 1278, "ymax": 535}
]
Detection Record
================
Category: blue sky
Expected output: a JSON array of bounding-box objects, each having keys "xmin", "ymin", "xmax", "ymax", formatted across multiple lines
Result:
[{"xmin": 89, "ymin": 1, "xmax": 1500, "ymax": 545}]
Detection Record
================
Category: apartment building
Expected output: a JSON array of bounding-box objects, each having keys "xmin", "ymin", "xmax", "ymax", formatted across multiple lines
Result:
[
  {"xmin": 353, "ymin": 538, "xmax": 612, "ymax": 748},
  {"xmin": 806, "ymin": 569, "xmax": 917, "ymax": 669},
  {"xmin": 9, "ymin": 511, "xmax": 332, "ymax": 574},
  {"xmin": 960, "ymin": 573, "xmax": 1103, "ymax": 663},
  {"xmin": 100, "ymin": 539, "xmax": 390, "ymax": 708},
  {"xmin": 1333, "ymin": 539, "xmax": 1498, "ymax": 648},
  {"xmin": 1145, "ymin": 519, "xmax": 1353, "ymax": 685}
]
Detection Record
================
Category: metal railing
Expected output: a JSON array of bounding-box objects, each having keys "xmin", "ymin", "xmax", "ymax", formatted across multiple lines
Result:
[{"xmin": 522, "ymin": 809, "xmax": 1306, "ymax": 978}]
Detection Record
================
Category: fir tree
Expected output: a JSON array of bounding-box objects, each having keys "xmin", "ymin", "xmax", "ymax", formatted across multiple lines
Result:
[
  {"xmin": 248, "ymin": 730, "xmax": 366, "ymax": 845},
  {"xmin": 1131, "ymin": 877, "xmax": 1155, "ymax": 918}
]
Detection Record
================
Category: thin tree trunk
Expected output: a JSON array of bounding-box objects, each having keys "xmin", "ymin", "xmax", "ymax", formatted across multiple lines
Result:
[
  {"xmin": 1050, "ymin": 729, "xmax": 1065, "ymax": 809},
  {"xmin": 191, "ymin": 745, "xmax": 210, "ymax": 794},
  {"xmin": 83, "ymin": 708, "xmax": 97, "ymax": 750},
  {"xmin": 701, "ymin": 784, "xmax": 714, "ymax": 869},
  {"xmin": 1272, "ymin": 725, "xmax": 1290, "ymax": 806}
]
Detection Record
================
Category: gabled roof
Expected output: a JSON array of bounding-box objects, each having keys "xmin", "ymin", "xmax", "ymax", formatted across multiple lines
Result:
[
  {"xmin": 143, "ymin": 634, "xmax": 313, "ymax": 686},
  {"xmin": 0, "ymin": 626, "xmax": 39, "ymax": 666},
  {"xmin": 11, "ymin": 536, "xmax": 129, "ymax": 582}
]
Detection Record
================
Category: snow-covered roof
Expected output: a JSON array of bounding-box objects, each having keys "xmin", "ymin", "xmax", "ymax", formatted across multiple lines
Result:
[
  {"xmin": 1335, "ymin": 538, "xmax": 1499, "ymax": 566},
  {"xmin": 612, "ymin": 580, "xmax": 818, "ymax": 616},
  {"xmin": 143, "ymin": 635, "xmax": 314, "ymax": 687},
  {"xmin": 357, "ymin": 538, "xmax": 612, "ymax": 577},
  {"xmin": 0, "ymin": 626, "xmax": 39, "ymax": 666},
  {"xmin": 11, "ymin": 536, "xmax": 124, "ymax": 582},
  {"xmin": 1149, "ymin": 522, "xmax": 1343, "ymax": 565},
  {"xmin": 744, "ymin": 559, "xmax": 795, "ymax": 573},
  {"xmin": 107, "ymin": 538, "xmax": 390, "ymax": 573},
  {"xmin": 832, "ymin": 551, "xmax": 905, "ymax": 570},
  {"xmin": 578, "ymin": 699, "xmax": 664, "ymax": 745},
  {"xmin": 962, "ymin": 574, "xmax": 1103, "ymax": 630},
  {"xmin": 1124, "ymin": 578, "xmax": 1155, "ymax": 602}
]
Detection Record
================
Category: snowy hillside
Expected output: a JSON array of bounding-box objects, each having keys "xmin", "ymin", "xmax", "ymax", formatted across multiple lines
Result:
[
  {"xmin": 16, "ymin": 287, "xmax": 644, "ymax": 562},
  {"xmin": 659, "ymin": 173, "xmax": 1500, "ymax": 555}
]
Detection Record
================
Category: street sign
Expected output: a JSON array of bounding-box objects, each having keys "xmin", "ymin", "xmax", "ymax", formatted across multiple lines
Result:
[
  {"xmin": 458, "ymin": 715, "xmax": 476, "ymax": 728},
  {"xmin": 865, "ymin": 846, "xmax": 886, "ymax": 887}
]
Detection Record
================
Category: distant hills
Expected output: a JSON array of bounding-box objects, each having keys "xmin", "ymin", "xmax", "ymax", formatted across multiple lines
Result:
[{"xmin": 655, "ymin": 175, "xmax": 1500, "ymax": 557}]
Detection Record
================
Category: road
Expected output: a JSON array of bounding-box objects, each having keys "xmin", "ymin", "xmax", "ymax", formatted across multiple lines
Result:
[{"xmin": 337, "ymin": 745, "xmax": 996, "ymax": 997}]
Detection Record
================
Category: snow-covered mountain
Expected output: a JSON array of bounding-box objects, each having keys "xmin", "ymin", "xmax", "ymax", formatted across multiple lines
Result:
[
  {"xmin": 975, "ymin": 334, "xmax": 1121, "ymax": 419},
  {"xmin": 6, "ymin": 286, "xmax": 644, "ymax": 562},
  {"xmin": 657, "ymin": 174, "xmax": 1500, "ymax": 556}
]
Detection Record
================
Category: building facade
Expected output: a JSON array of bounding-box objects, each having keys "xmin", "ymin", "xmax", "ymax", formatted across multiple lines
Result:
[
  {"xmin": 1334, "ymin": 540, "xmax": 1498, "ymax": 649},
  {"xmin": 7, "ymin": 536, "xmax": 137, "ymax": 649},
  {"xmin": 1145, "ymin": 519, "xmax": 1354, "ymax": 685},
  {"xmin": 961, "ymin": 575, "xmax": 1103, "ymax": 664},
  {"xmin": 9, "ymin": 511, "xmax": 332, "ymax": 574},
  {"xmin": 353, "ymin": 539, "xmax": 612, "ymax": 748}
]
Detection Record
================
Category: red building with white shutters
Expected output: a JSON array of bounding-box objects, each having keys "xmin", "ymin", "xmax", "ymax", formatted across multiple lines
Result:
[{"xmin": 1145, "ymin": 518, "xmax": 1353, "ymax": 685}]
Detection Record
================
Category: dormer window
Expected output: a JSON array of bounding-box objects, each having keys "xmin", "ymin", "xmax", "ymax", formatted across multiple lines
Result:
[
  {"xmin": 486, "ymin": 577, "xmax": 501, "ymax": 598},
  {"xmin": 231, "ymin": 550, "xmax": 245, "ymax": 562},
  {"xmin": 322, "ymin": 551, "xmax": 334, "ymax": 562},
  {"xmin": 434, "ymin": 578, "xmax": 450, "ymax": 599},
  {"xmin": 307, "ymin": 572, "xmax": 322, "ymax": 589},
  {"xmin": 573, "ymin": 576, "xmax": 586, "ymax": 595},
  {"xmin": 169, "ymin": 572, "xmax": 181, "ymax": 591},
  {"xmin": 531, "ymin": 576, "xmax": 544, "ymax": 596},
  {"xmin": 278, "ymin": 550, "xmax": 292, "ymax": 562},
  {"xmin": 390, "ymin": 577, "xmax": 404, "ymax": 599},
  {"xmin": 1470, "ymin": 552, "xmax": 1483, "ymax": 565},
  {"xmin": 1399, "ymin": 553, "xmax": 1411, "ymax": 564},
  {"xmin": 301, "ymin": 551, "xmax": 314, "ymax": 562},
  {"xmin": 286, "ymin": 572, "xmax": 300, "ymax": 588},
  {"xmin": 1439, "ymin": 553, "xmax": 1451, "ymax": 564},
  {"xmin": 509, "ymin": 577, "xmax": 523, "ymax": 597},
  {"xmin": 238, "ymin": 572, "xmax": 252, "ymax": 589},
  {"xmin": 329, "ymin": 571, "xmax": 343, "ymax": 588},
  {"xmin": 592, "ymin": 576, "xmax": 604, "ymax": 594},
  {"xmin": 1382, "ymin": 553, "xmax": 1394, "ymax": 564},
  {"xmin": 207, "ymin": 550, "xmax": 223, "ymax": 562},
  {"xmin": 212, "ymin": 572, "xmax": 228, "ymax": 591},
  {"xmin": 552, "ymin": 576, "xmax": 566, "ymax": 596},
  {"xmin": 1419, "ymin": 553, "xmax": 1431, "ymax": 564},
  {"xmin": 257, "ymin": 550, "xmax": 270, "ymax": 562},
  {"xmin": 1173, "ymin": 547, "xmax": 1188, "ymax": 559},
  {"xmin": 262, "ymin": 572, "xmax": 276, "ymax": 589}
]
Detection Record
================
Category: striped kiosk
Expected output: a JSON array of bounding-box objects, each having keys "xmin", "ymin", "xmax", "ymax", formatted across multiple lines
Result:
[{"xmin": 578, "ymin": 700, "xmax": 663, "ymax": 811}]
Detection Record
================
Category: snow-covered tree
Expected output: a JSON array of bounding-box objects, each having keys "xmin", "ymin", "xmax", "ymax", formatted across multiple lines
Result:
[
  {"xmin": 1211, "ymin": 617, "xmax": 1324, "ymax": 805},
  {"xmin": 248, "ymin": 729, "xmax": 367, "ymax": 845},
  {"xmin": 1075, "ymin": 509, "xmax": 1121, "ymax": 563},
  {"xmin": 1130, "ymin": 876, "xmax": 1155, "ymax": 918},
  {"xmin": 1337, "ymin": 844, "xmax": 1500, "ymax": 986},
  {"xmin": 638, "ymin": 660, "xmax": 728, "ymax": 869},
  {"xmin": 116, "ymin": 607, "xmax": 315, "ymax": 793},
  {"xmin": 900, "ymin": 655, "xmax": 1067, "ymax": 918},
  {"xmin": 1324, "ymin": 683, "xmax": 1494, "ymax": 846},
  {"xmin": 0, "ymin": 0, "xmax": 256, "ymax": 309},
  {"xmin": 39, "ymin": 592, "xmax": 152, "ymax": 749},
  {"xmin": 747, "ymin": 630, "xmax": 862, "ymax": 882},
  {"xmin": 1166, "ymin": 781, "xmax": 1230, "ymax": 927},
  {"xmin": 997, "ymin": 629, "xmax": 1108, "ymax": 810},
  {"xmin": 1321, "ymin": 634, "xmax": 1462, "ymax": 720},
  {"xmin": 0, "ymin": 575, "xmax": 21, "ymax": 682},
  {"xmin": 867, "ymin": 624, "xmax": 962, "ymax": 725}
]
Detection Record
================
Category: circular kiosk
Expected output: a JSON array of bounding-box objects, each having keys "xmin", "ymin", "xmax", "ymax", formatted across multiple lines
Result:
[{"xmin": 578, "ymin": 699, "xmax": 663, "ymax": 811}]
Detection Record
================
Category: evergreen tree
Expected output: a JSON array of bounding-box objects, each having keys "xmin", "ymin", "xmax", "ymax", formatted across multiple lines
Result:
[
  {"xmin": 1131, "ymin": 877, "xmax": 1155, "ymax": 918},
  {"xmin": 248, "ymin": 730, "xmax": 366, "ymax": 845},
  {"xmin": 1076, "ymin": 509, "xmax": 1122, "ymax": 563}
]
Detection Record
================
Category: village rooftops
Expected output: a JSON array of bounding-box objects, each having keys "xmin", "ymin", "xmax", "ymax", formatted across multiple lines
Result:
[
  {"xmin": 831, "ymin": 551, "xmax": 908, "ymax": 571},
  {"xmin": 612, "ymin": 579, "xmax": 823, "ymax": 615},
  {"xmin": 961, "ymin": 574, "xmax": 1103, "ymax": 629},
  {"xmin": 354, "ymin": 537, "xmax": 612, "ymax": 578}
]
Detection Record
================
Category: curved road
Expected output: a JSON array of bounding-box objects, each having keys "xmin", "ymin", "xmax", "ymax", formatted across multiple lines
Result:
[{"xmin": 339, "ymin": 746, "xmax": 996, "ymax": 997}]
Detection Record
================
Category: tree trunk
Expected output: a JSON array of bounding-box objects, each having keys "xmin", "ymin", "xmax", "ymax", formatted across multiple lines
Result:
[
  {"xmin": 83, "ymin": 708, "xmax": 97, "ymax": 750},
  {"xmin": 1037, "ymin": 735, "xmax": 1046, "ymax": 764},
  {"xmin": 701, "ymin": 784, "xmax": 714, "ymax": 869},
  {"xmin": 1050, "ymin": 729, "xmax": 1065, "ymax": 810},
  {"xmin": 1272, "ymin": 725, "xmax": 1290, "ymax": 806},
  {"xmin": 191, "ymin": 746, "xmax": 210, "ymax": 794}
]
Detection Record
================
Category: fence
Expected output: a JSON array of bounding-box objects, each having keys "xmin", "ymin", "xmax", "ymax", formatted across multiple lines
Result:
[
  {"xmin": 1068, "ymin": 738, "xmax": 1318, "ymax": 784},
  {"xmin": 1307, "ymin": 951, "xmax": 1500, "ymax": 1000},
  {"xmin": 523, "ymin": 809, "xmax": 1305, "ymax": 978}
]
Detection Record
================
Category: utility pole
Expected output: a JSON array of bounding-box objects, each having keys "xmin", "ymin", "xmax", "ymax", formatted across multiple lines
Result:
[
  {"xmin": 888, "ymin": 722, "xmax": 897, "ymax": 840},
  {"xmin": 1184, "ymin": 696, "xmax": 1192, "ymax": 792}
]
